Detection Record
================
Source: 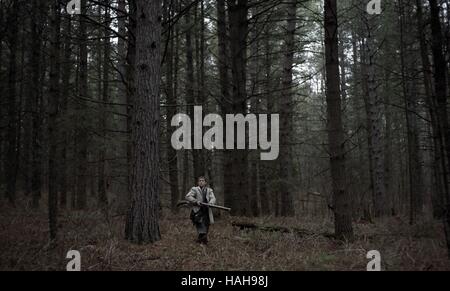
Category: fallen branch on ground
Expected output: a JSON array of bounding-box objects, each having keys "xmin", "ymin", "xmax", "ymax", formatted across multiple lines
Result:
[{"xmin": 231, "ymin": 221, "xmax": 334, "ymax": 238}]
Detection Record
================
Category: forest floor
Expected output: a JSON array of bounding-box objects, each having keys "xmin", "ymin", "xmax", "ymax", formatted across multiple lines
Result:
[{"xmin": 1, "ymin": 199, "xmax": 450, "ymax": 271}]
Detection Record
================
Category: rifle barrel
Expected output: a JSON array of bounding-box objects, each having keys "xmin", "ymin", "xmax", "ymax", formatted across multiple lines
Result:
[{"xmin": 200, "ymin": 202, "xmax": 231, "ymax": 212}]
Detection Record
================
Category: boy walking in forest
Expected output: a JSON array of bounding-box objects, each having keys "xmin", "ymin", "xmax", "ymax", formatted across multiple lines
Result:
[{"xmin": 186, "ymin": 176, "xmax": 216, "ymax": 245}]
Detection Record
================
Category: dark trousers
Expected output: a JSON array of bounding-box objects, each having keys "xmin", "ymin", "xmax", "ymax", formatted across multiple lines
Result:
[{"xmin": 191, "ymin": 207, "xmax": 210, "ymax": 240}]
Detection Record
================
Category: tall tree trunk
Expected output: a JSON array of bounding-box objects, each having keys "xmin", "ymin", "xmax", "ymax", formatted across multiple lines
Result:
[
  {"xmin": 351, "ymin": 30, "xmax": 370, "ymax": 220},
  {"xmin": 5, "ymin": 0, "xmax": 19, "ymax": 206},
  {"xmin": 165, "ymin": 0, "xmax": 180, "ymax": 213},
  {"xmin": 361, "ymin": 12, "xmax": 386, "ymax": 217},
  {"xmin": 200, "ymin": 0, "xmax": 206, "ymax": 176},
  {"xmin": 185, "ymin": 3, "xmax": 202, "ymax": 181},
  {"xmin": 217, "ymin": 0, "xmax": 229, "ymax": 112},
  {"xmin": 248, "ymin": 3, "xmax": 261, "ymax": 217},
  {"xmin": 29, "ymin": 0, "xmax": 45, "ymax": 209},
  {"xmin": 23, "ymin": 12, "xmax": 33, "ymax": 198},
  {"xmin": 125, "ymin": 0, "xmax": 162, "ymax": 244},
  {"xmin": 59, "ymin": 11, "xmax": 72, "ymax": 209},
  {"xmin": 278, "ymin": 1, "xmax": 297, "ymax": 217},
  {"xmin": 48, "ymin": 0, "xmax": 61, "ymax": 240},
  {"xmin": 383, "ymin": 51, "xmax": 394, "ymax": 216},
  {"xmin": 126, "ymin": 0, "xmax": 137, "ymax": 212},
  {"xmin": 216, "ymin": 0, "xmax": 229, "ymax": 211},
  {"xmin": 174, "ymin": 0, "xmax": 182, "ymax": 200},
  {"xmin": 324, "ymin": 0, "xmax": 353, "ymax": 240},
  {"xmin": 260, "ymin": 19, "xmax": 273, "ymax": 216},
  {"xmin": 98, "ymin": 1, "xmax": 111, "ymax": 208},
  {"xmin": 416, "ymin": 0, "xmax": 447, "ymax": 219},
  {"xmin": 225, "ymin": 0, "xmax": 250, "ymax": 216},
  {"xmin": 428, "ymin": 0, "xmax": 450, "ymax": 258},
  {"xmin": 399, "ymin": 0, "xmax": 424, "ymax": 223},
  {"xmin": 23, "ymin": 1, "xmax": 37, "ymax": 198},
  {"xmin": 76, "ymin": 0, "xmax": 89, "ymax": 210},
  {"xmin": 193, "ymin": 1, "xmax": 206, "ymax": 179},
  {"xmin": 445, "ymin": 0, "xmax": 450, "ymax": 94},
  {"xmin": 0, "ymin": 0, "xmax": 4, "ymax": 191},
  {"xmin": 359, "ymin": 38, "xmax": 375, "ymax": 218},
  {"xmin": 117, "ymin": 0, "xmax": 128, "ymax": 212}
]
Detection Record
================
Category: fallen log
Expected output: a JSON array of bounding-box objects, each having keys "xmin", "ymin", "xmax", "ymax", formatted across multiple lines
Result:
[
  {"xmin": 231, "ymin": 222, "xmax": 336, "ymax": 239},
  {"xmin": 231, "ymin": 222, "xmax": 314, "ymax": 236}
]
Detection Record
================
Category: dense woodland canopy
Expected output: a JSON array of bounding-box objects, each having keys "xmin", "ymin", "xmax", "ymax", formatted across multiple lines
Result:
[{"xmin": 1, "ymin": 0, "xmax": 450, "ymax": 268}]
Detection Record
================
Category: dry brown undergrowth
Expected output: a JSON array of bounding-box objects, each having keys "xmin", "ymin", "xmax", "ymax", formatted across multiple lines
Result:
[{"xmin": 1, "ymin": 199, "xmax": 449, "ymax": 271}]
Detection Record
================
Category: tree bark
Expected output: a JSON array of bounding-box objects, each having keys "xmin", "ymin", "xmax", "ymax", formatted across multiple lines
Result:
[
  {"xmin": 193, "ymin": 1, "xmax": 206, "ymax": 179},
  {"xmin": 350, "ymin": 30, "xmax": 370, "ymax": 220},
  {"xmin": 59, "ymin": 10, "xmax": 72, "ymax": 209},
  {"xmin": 428, "ymin": 0, "xmax": 450, "ymax": 258},
  {"xmin": 165, "ymin": 0, "xmax": 180, "ymax": 213},
  {"xmin": 278, "ymin": 1, "xmax": 297, "ymax": 217},
  {"xmin": 98, "ymin": 1, "xmax": 111, "ymax": 208},
  {"xmin": 398, "ymin": 1, "xmax": 424, "ymax": 223},
  {"xmin": 361, "ymin": 12, "xmax": 386, "ymax": 217},
  {"xmin": 185, "ymin": 3, "xmax": 203, "ymax": 181},
  {"xmin": 75, "ymin": 0, "xmax": 89, "ymax": 210},
  {"xmin": 216, "ymin": 0, "xmax": 230, "ymax": 213},
  {"xmin": 260, "ymin": 19, "xmax": 273, "ymax": 216},
  {"xmin": 416, "ymin": 0, "xmax": 447, "ymax": 219},
  {"xmin": 125, "ymin": 0, "xmax": 162, "ymax": 244},
  {"xmin": 126, "ymin": 0, "xmax": 137, "ymax": 212},
  {"xmin": 116, "ymin": 0, "xmax": 129, "ymax": 212},
  {"xmin": 30, "ymin": 0, "xmax": 45, "ymax": 210},
  {"xmin": 324, "ymin": 0, "xmax": 353, "ymax": 240},
  {"xmin": 217, "ymin": 0, "xmax": 229, "ymax": 111},
  {"xmin": 48, "ymin": 0, "xmax": 61, "ymax": 240},
  {"xmin": 225, "ymin": 0, "xmax": 250, "ymax": 216},
  {"xmin": 5, "ymin": 0, "xmax": 19, "ymax": 206}
]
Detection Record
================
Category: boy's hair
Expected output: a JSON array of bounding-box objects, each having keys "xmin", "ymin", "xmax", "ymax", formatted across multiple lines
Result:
[{"xmin": 197, "ymin": 176, "xmax": 207, "ymax": 182}]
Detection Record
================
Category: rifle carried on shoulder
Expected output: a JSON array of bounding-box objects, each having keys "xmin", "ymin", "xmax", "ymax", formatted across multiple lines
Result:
[{"xmin": 176, "ymin": 200, "xmax": 231, "ymax": 212}]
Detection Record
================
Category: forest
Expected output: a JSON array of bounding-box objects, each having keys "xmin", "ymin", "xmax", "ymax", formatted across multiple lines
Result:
[{"xmin": 1, "ymin": 0, "xmax": 450, "ymax": 271}]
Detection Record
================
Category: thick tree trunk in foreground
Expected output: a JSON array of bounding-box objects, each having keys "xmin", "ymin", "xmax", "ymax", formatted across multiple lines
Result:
[{"xmin": 125, "ymin": 0, "xmax": 162, "ymax": 244}]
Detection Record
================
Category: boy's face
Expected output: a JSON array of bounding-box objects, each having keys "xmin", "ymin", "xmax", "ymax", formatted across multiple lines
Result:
[{"xmin": 198, "ymin": 178, "xmax": 206, "ymax": 187}]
